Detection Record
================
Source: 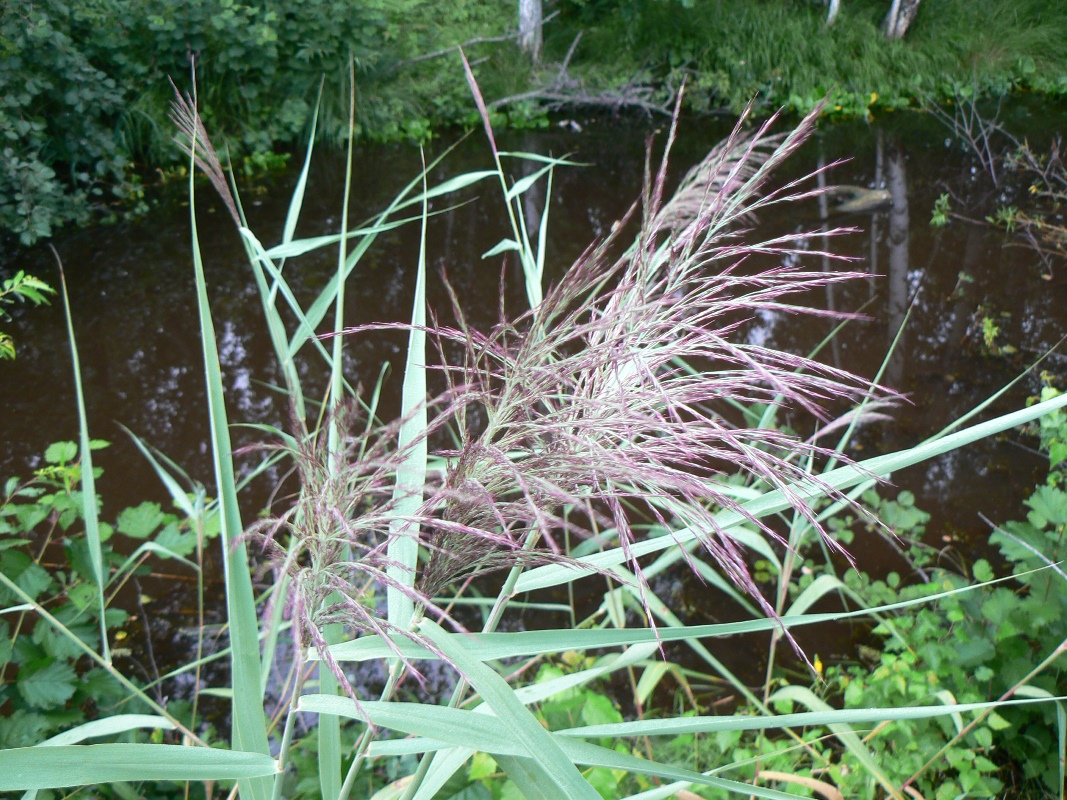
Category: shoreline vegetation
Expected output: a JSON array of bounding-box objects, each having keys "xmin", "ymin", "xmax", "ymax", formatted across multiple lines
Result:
[
  {"xmin": 3, "ymin": 0, "xmax": 1067, "ymax": 246},
  {"xmin": 2, "ymin": 56, "xmax": 1067, "ymax": 796},
  {"xmin": 4, "ymin": 4, "xmax": 1067, "ymax": 798}
]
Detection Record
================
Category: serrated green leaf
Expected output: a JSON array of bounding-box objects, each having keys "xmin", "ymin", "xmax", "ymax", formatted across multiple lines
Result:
[
  {"xmin": 1026, "ymin": 486, "xmax": 1067, "ymax": 527},
  {"xmin": 0, "ymin": 710, "xmax": 53, "ymax": 749},
  {"xmin": 116, "ymin": 502, "xmax": 164, "ymax": 539},
  {"xmin": 151, "ymin": 523, "xmax": 197, "ymax": 558},
  {"xmin": 13, "ymin": 560, "xmax": 54, "ymax": 602},
  {"xmin": 973, "ymin": 559, "xmax": 994, "ymax": 583},
  {"xmin": 44, "ymin": 443, "xmax": 77, "ymax": 465},
  {"xmin": 32, "ymin": 617, "xmax": 96, "ymax": 661},
  {"xmin": 18, "ymin": 659, "xmax": 77, "ymax": 710}
]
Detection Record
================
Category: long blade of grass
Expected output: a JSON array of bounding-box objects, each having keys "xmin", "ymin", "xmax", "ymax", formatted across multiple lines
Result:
[
  {"xmin": 54, "ymin": 252, "xmax": 109, "ymax": 663},
  {"xmin": 387, "ymin": 149, "xmax": 430, "ymax": 631},
  {"xmin": 534, "ymin": 167, "xmax": 553, "ymax": 288},
  {"xmin": 282, "ymin": 81, "xmax": 322, "ymax": 246},
  {"xmin": 0, "ymin": 745, "xmax": 277, "ymax": 790},
  {"xmin": 419, "ymin": 618, "xmax": 601, "ymax": 800},
  {"xmin": 318, "ymin": 59, "xmax": 360, "ymax": 800},
  {"xmin": 516, "ymin": 390, "xmax": 1067, "ymax": 592},
  {"xmin": 109, "ymin": 541, "xmax": 198, "ymax": 579},
  {"xmin": 298, "ymin": 697, "xmax": 525, "ymax": 755},
  {"xmin": 37, "ymin": 715, "xmax": 175, "ymax": 746},
  {"xmin": 187, "ymin": 128, "xmax": 272, "ymax": 800},
  {"xmin": 556, "ymin": 696, "xmax": 1062, "ymax": 738},
  {"xmin": 237, "ymin": 227, "xmax": 312, "ymax": 421},
  {"xmin": 321, "ymin": 571, "xmax": 1021, "ymax": 663}
]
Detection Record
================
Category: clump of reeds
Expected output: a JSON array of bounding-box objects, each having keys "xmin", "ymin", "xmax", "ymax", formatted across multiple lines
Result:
[
  {"xmin": 401, "ymin": 104, "xmax": 881, "ymax": 618},
  {"xmin": 180, "ymin": 73, "xmax": 880, "ymax": 672}
]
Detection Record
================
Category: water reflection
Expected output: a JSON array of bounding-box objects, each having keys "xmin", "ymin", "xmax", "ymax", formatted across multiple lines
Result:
[{"xmin": 884, "ymin": 134, "xmax": 911, "ymax": 388}]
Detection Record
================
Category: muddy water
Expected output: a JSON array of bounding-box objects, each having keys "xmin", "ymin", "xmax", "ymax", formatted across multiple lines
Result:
[{"xmin": 3, "ymin": 102, "xmax": 1067, "ymax": 687}]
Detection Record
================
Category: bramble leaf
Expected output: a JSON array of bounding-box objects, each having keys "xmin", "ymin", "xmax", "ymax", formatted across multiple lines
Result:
[
  {"xmin": 116, "ymin": 502, "xmax": 165, "ymax": 539},
  {"xmin": 17, "ymin": 659, "xmax": 77, "ymax": 709},
  {"xmin": 44, "ymin": 442, "xmax": 78, "ymax": 465}
]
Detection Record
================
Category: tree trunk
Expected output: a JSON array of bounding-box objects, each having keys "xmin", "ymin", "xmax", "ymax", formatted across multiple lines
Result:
[
  {"xmin": 883, "ymin": 0, "xmax": 921, "ymax": 39},
  {"xmin": 826, "ymin": 0, "xmax": 841, "ymax": 26},
  {"xmin": 518, "ymin": 0, "xmax": 543, "ymax": 63}
]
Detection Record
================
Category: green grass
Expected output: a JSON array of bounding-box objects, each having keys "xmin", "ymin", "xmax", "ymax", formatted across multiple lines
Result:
[{"xmin": 550, "ymin": 0, "xmax": 1067, "ymax": 116}]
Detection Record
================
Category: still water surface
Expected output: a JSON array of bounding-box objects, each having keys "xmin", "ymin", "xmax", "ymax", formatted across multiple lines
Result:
[{"xmin": 3, "ymin": 103, "xmax": 1066, "ymax": 683}]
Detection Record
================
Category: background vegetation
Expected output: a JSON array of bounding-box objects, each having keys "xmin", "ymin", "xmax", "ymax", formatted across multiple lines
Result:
[{"xmin": 3, "ymin": 0, "xmax": 1067, "ymax": 246}]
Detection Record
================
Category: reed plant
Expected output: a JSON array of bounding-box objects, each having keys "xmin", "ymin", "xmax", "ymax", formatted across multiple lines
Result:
[{"xmin": 3, "ymin": 63, "xmax": 1067, "ymax": 800}]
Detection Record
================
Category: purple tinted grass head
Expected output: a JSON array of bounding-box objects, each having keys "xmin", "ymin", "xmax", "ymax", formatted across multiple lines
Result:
[
  {"xmin": 169, "ymin": 84, "xmax": 241, "ymax": 227},
  {"xmin": 400, "ymin": 98, "xmax": 893, "ymax": 634},
  {"xmin": 244, "ymin": 401, "xmax": 449, "ymax": 705}
]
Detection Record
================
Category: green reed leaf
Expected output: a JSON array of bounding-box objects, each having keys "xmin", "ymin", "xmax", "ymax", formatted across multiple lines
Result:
[{"xmin": 0, "ymin": 744, "xmax": 277, "ymax": 790}]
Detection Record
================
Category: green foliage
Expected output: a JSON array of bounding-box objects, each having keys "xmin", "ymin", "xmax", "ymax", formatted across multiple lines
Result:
[
  {"xmin": 0, "ymin": 0, "xmax": 514, "ymax": 244},
  {"xmin": 0, "ymin": 442, "xmax": 215, "ymax": 750},
  {"xmin": 7, "ymin": 0, "xmax": 1067, "ymax": 245},
  {"xmin": 930, "ymin": 193, "xmax": 951, "ymax": 227},
  {"xmin": 631, "ymin": 389, "xmax": 1067, "ymax": 799},
  {"xmin": 810, "ymin": 393, "xmax": 1067, "ymax": 798},
  {"xmin": 0, "ymin": 270, "xmax": 55, "ymax": 359},
  {"xmin": 552, "ymin": 0, "xmax": 1067, "ymax": 116}
]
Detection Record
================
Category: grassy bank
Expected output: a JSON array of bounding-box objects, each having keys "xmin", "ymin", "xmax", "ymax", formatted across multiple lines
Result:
[{"xmin": 545, "ymin": 0, "xmax": 1067, "ymax": 117}]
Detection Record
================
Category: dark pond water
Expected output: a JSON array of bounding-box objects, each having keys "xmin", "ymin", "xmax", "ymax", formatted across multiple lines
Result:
[{"xmin": 3, "ymin": 100, "xmax": 1067, "ymax": 690}]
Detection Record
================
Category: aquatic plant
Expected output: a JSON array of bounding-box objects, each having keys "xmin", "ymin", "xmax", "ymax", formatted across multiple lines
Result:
[{"xmin": 2, "ymin": 64, "xmax": 1067, "ymax": 800}]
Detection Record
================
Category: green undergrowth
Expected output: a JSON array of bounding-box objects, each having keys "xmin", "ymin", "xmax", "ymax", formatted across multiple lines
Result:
[
  {"xmin": 0, "ymin": 439, "xmax": 214, "ymax": 750},
  {"xmin": 0, "ymin": 0, "xmax": 519, "ymax": 245},
  {"xmin": 7, "ymin": 416, "xmax": 1067, "ymax": 799},
  {"xmin": 6, "ymin": 0, "xmax": 1067, "ymax": 246},
  {"xmin": 426, "ymin": 386, "xmax": 1067, "ymax": 800},
  {"xmin": 5, "ymin": 385, "xmax": 1067, "ymax": 799},
  {"xmin": 551, "ymin": 0, "xmax": 1067, "ymax": 117}
]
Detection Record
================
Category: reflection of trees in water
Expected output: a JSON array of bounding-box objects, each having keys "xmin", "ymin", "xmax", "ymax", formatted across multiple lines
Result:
[
  {"xmin": 815, "ymin": 147, "xmax": 843, "ymax": 370},
  {"xmin": 884, "ymin": 135, "xmax": 910, "ymax": 388}
]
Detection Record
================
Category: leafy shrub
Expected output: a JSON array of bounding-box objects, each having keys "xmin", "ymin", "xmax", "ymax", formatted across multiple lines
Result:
[
  {"xmin": 0, "ymin": 0, "xmax": 512, "ymax": 245},
  {"xmin": 0, "ymin": 270, "xmax": 54, "ymax": 359},
  {"xmin": 0, "ymin": 441, "xmax": 214, "ymax": 749}
]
